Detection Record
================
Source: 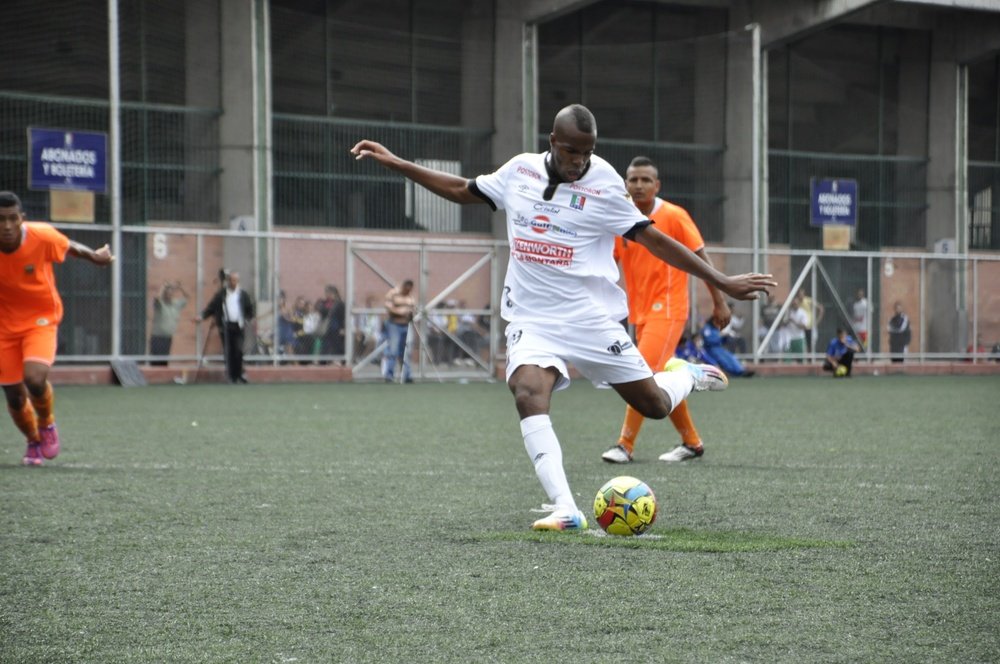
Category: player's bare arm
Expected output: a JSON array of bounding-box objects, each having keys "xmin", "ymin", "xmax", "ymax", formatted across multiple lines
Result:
[
  {"xmin": 68, "ymin": 240, "xmax": 115, "ymax": 266},
  {"xmin": 694, "ymin": 247, "xmax": 731, "ymax": 328},
  {"xmin": 350, "ymin": 140, "xmax": 483, "ymax": 205},
  {"xmin": 634, "ymin": 225, "xmax": 775, "ymax": 300}
]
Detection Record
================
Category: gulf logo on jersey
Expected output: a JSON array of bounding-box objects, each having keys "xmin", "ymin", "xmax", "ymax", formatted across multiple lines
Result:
[{"xmin": 531, "ymin": 215, "xmax": 551, "ymax": 233}]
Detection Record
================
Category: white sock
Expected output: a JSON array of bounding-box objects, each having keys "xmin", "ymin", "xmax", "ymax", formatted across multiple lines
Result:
[
  {"xmin": 520, "ymin": 414, "xmax": 577, "ymax": 511},
  {"xmin": 653, "ymin": 370, "xmax": 694, "ymax": 414}
]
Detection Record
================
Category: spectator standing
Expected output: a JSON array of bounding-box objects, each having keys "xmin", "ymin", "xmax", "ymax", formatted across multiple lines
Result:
[
  {"xmin": 0, "ymin": 191, "xmax": 114, "ymax": 465},
  {"xmin": 383, "ymin": 279, "xmax": 416, "ymax": 383},
  {"xmin": 851, "ymin": 288, "xmax": 869, "ymax": 345},
  {"xmin": 316, "ymin": 285, "xmax": 346, "ymax": 361},
  {"xmin": 149, "ymin": 281, "xmax": 189, "ymax": 366},
  {"xmin": 759, "ymin": 292, "xmax": 784, "ymax": 355},
  {"xmin": 798, "ymin": 287, "xmax": 824, "ymax": 350},
  {"xmin": 354, "ymin": 294, "xmax": 383, "ymax": 363},
  {"xmin": 457, "ymin": 303, "xmax": 487, "ymax": 365},
  {"xmin": 784, "ymin": 292, "xmax": 809, "ymax": 361},
  {"xmin": 721, "ymin": 302, "xmax": 748, "ymax": 354},
  {"xmin": 887, "ymin": 301, "xmax": 911, "ymax": 363},
  {"xmin": 197, "ymin": 271, "xmax": 255, "ymax": 383}
]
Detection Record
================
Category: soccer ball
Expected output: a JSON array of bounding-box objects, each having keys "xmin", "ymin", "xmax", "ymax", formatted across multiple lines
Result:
[
  {"xmin": 593, "ymin": 476, "xmax": 658, "ymax": 536},
  {"xmin": 835, "ymin": 364, "xmax": 848, "ymax": 377}
]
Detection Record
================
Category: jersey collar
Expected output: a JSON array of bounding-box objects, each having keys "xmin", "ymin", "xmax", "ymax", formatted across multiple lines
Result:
[{"xmin": 542, "ymin": 152, "xmax": 591, "ymax": 201}]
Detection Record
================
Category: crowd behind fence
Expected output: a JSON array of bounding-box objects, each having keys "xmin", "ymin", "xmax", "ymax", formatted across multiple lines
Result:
[{"xmin": 48, "ymin": 225, "xmax": 1000, "ymax": 380}]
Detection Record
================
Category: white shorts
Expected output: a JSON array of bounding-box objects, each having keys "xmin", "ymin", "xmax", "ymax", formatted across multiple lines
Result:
[{"xmin": 504, "ymin": 318, "xmax": 653, "ymax": 391}]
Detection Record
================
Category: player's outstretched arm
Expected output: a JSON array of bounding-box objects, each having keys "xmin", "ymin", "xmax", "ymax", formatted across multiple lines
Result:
[
  {"xmin": 695, "ymin": 247, "xmax": 731, "ymax": 328},
  {"xmin": 634, "ymin": 225, "xmax": 775, "ymax": 301},
  {"xmin": 350, "ymin": 139, "xmax": 483, "ymax": 205},
  {"xmin": 68, "ymin": 241, "xmax": 114, "ymax": 266}
]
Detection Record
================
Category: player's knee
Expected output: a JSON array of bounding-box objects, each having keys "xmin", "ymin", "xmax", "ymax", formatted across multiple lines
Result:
[
  {"xmin": 640, "ymin": 399, "xmax": 670, "ymax": 420},
  {"xmin": 509, "ymin": 384, "xmax": 547, "ymax": 418},
  {"xmin": 629, "ymin": 389, "xmax": 670, "ymax": 419},
  {"xmin": 22, "ymin": 373, "xmax": 47, "ymax": 396}
]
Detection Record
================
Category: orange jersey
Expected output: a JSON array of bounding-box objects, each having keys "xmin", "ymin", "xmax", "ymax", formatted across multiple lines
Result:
[
  {"xmin": 615, "ymin": 198, "xmax": 704, "ymax": 324},
  {"xmin": 0, "ymin": 222, "xmax": 70, "ymax": 336}
]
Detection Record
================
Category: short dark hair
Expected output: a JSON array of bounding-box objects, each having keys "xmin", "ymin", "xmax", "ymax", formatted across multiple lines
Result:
[
  {"xmin": 554, "ymin": 104, "xmax": 596, "ymax": 135},
  {"xmin": 0, "ymin": 191, "xmax": 23, "ymax": 209},
  {"xmin": 628, "ymin": 156, "xmax": 657, "ymax": 171}
]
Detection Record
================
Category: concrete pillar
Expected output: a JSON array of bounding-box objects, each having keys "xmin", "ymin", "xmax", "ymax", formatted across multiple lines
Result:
[
  {"xmin": 218, "ymin": 0, "xmax": 267, "ymax": 290},
  {"xmin": 925, "ymin": 16, "xmax": 965, "ymax": 353},
  {"xmin": 491, "ymin": 0, "xmax": 528, "ymax": 238},
  {"xmin": 723, "ymin": 25, "xmax": 758, "ymax": 267},
  {"xmin": 219, "ymin": 0, "xmax": 258, "ymax": 229}
]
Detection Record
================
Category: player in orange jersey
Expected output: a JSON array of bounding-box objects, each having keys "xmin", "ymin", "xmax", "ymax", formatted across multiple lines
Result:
[
  {"xmin": 0, "ymin": 191, "xmax": 114, "ymax": 465},
  {"xmin": 601, "ymin": 157, "xmax": 731, "ymax": 464}
]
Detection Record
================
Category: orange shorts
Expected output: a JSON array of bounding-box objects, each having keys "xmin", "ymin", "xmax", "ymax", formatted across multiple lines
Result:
[
  {"xmin": 0, "ymin": 325, "xmax": 58, "ymax": 385},
  {"xmin": 634, "ymin": 318, "xmax": 688, "ymax": 372}
]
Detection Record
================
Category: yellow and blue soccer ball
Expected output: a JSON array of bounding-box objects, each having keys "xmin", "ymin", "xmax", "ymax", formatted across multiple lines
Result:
[{"xmin": 593, "ymin": 476, "xmax": 658, "ymax": 536}]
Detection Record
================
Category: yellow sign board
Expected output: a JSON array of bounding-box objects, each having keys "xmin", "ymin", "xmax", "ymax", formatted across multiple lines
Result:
[
  {"xmin": 50, "ymin": 189, "xmax": 95, "ymax": 223},
  {"xmin": 823, "ymin": 224, "xmax": 851, "ymax": 251}
]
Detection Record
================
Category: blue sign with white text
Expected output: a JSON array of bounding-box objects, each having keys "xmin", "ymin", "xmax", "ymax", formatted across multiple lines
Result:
[
  {"xmin": 28, "ymin": 127, "xmax": 108, "ymax": 193},
  {"xmin": 810, "ymin": 178, "xmax": 857, "ymax": 227}
]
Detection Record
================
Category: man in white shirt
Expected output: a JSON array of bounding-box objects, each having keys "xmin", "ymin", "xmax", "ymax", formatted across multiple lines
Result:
[
  {"xmin": 351, "ymin": 104, "xmax": 776, "ymax": 532},
  {"xmin": 197, "ymin": 270, "xmax": 255, "ymax": 383}
]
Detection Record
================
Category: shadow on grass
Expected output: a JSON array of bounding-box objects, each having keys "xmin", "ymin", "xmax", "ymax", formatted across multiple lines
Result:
[{"xmin": 473, "ymin": 527, "xmax": 854, "ymax": 552}]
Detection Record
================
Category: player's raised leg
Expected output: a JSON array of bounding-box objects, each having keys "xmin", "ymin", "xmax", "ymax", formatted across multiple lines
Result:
[{"xmin": 604, "ymin": 319, "xmax": 709, "ymax": 463}]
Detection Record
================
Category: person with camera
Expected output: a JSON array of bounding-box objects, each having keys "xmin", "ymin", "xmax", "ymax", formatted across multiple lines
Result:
[
  {"xmin": 196, "ymin": 270, "xmax": 255, "ymax": 383},
  {"xmin": 149, "ymin": 281, "xmax": 189, "ymax": 366}
]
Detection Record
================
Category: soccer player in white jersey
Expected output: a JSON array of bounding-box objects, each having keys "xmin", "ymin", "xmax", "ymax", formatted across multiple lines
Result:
[{"xmin": 351, "ymin": 104, "xmax": 776, "ymax": 532}]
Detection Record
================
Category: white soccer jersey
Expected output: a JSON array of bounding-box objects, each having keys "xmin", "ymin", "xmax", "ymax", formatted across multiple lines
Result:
[{"xmin": 473, "ymin": 152, "xmax": 648, "ymax": 324}]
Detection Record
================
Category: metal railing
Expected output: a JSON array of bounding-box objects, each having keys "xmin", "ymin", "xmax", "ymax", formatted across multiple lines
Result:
[{"xmin": 48, "ymin": 224, "xmax": 1000, "ymax": 380}]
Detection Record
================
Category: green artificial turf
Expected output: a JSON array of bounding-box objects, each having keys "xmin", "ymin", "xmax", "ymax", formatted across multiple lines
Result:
[{"xmin": 1, "ymin": 375, "xmax": 997, "ymax": 663}]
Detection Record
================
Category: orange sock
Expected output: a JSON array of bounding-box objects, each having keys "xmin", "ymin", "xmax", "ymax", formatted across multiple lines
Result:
[
  {"xmin": 668, "ymin": 400, "xmax": 701, "ymax": 447},
  {"xmin": 29, "ymin": 382, "xmax": 55, "ymax": 428},
  {"xmin": 8, "ymin": 400, "xmax": 39, "ymax": 442},
  {"xmin": 617, "ymin": 405, "xmax": 646, "ymax": 455}
]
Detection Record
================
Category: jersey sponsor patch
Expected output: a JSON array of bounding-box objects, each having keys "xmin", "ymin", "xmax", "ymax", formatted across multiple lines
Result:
[
  {"xmin": 512, "ymin": 238, "xmax": 573, "ymax": 267},
  {"xmin": 569, "ymin": 194, "xmax": 586, "ymax": 211}
]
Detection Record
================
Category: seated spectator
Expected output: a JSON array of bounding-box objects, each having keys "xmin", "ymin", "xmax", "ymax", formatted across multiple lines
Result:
[
  {"xmin": 701, "ymin": 320, "xmax": 755, "ymax": 377},
  {"xmin": 296, "ymin": 300, "xmax": 321, "ymax": 362},
  {"xmin": 277, "ymin": 290, "xmax": 297, "ymax": 358},
  {"xmin": 823, "ymin": 328, "xmax": 861, "ymax": 377},
  {"xmin": 675, "ymin": 332, "xmax": 713, "ymax": 365}
]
